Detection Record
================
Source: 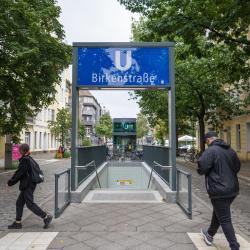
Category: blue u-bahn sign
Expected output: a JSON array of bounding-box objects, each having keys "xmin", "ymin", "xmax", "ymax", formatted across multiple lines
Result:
[{"xmin": 74, "ymin": 43, "xmax": 173, "ymax": 88}]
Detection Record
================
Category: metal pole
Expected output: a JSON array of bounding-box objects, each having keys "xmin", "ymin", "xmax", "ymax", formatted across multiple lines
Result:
[
  {"xmin": 188, "ymin": 174, "xmax": 192, "ymax": 219},
  {"xmin": 68, "ymin": 169, "xmax": 71, "ymax": 203},
  {"xmin": 55, "ymin": 174, "xmax": 59, "ymax": 218},
  {"xmin": 168, "ymin": 46, "xmax": 176, "ymax": 191},
  {"xmin": 71, "ymin": 46, "xmax": 79, "ymax": 191}
]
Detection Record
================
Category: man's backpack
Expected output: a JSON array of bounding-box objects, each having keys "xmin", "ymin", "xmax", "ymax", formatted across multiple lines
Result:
[{"xmin": 29, "ymin": 157, "xmax": 44, "ymax": 184}]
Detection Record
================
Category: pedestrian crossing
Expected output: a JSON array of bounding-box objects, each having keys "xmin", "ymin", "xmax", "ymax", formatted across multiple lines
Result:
[
  {"xmin": 188, "ymin": 233, "xmax": 250, "ymax": 250},
  {"xmin": 0, "ymin": 232, "xmax": 58, "ymax": 250}
]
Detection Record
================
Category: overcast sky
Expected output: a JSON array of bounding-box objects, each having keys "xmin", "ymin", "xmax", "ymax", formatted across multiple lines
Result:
[{"xmin": 57, "ymin": 0, "xmax": 140, "ymax": 118}]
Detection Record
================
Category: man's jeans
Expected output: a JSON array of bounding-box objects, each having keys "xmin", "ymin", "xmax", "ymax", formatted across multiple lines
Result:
[
  {"xmin": 16, "ymin": 183, "xmax": 47, "ymax": 221},
  {"xmin": 208, "ymin": 197, "xmax": 240, "ymax": 250}
]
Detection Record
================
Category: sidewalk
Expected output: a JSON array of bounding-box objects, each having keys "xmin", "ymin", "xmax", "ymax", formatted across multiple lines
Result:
[{"xmin": 0, "ymin": 194, "xmax": 249, "ymax": 250}]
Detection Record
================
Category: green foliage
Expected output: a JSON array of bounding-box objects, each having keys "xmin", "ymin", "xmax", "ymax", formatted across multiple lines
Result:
[
  {"xmin": 120, "ymin": 0, "xmax": 250, "ymax": 54},
  {"xmin": 154, "ymin": 119, "xmax": 167, "ymax": 146},
  {"xmin": 95, "ymin": 113, "xmax": 112, "ymax": 142},
  {"xmin": 48, "ymin": 108, "xmax": 71, "ymax": 145},
  {"xmin": 62, "ymin": 151, "xmax": 71, "ymax": 158},
  {"xmin": 120, "ymin": 0, "xmax": 250, "ymax": 151},
  {"xmin": 136, "ymin": 113, "xmax": 149, "ymax": 138},
  {"xmin": 0, "ymin": 0, "xmax": 71, "ymax": 141},
  {"xmin": 82, "ymin": 138, "xmax": 92, "ymax": 147},
  {"xmin": 79, "ymin": 122, "xmax": 86, "ymax": 146}
]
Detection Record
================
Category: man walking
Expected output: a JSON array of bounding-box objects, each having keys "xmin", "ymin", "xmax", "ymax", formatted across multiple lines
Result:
[
  {"xmin": 197, "ymin": 131, "xmax": 241, "ymax": 250},
  {"xmin": 7, "ymin": 144, "xmax": 52, "ymax": 229}
]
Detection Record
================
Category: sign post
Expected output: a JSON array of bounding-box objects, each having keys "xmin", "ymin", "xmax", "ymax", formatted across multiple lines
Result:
[{"xmin": 71, "ymin": 42, "xmax": 175, "ymax": 191}]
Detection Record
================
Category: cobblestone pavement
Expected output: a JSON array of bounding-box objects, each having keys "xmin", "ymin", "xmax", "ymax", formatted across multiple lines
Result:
[
  {"xmin": 177, "ymin": 158, "xmax": 250, "ymax": 240},
  {"xmin": 0, "ymin": 156, "xmax": 70, "ymax": 230}
]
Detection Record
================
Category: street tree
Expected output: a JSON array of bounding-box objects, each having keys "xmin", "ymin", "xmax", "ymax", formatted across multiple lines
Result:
[
  {"xmin": 120, "ymin": 0, "xmax": 250, "ymax": 54},
  {"xmin": 154, "ymin": 119, "xmax": 167, "ymax": 146},
  {"xmin": 130, "ymin": 15, "xmax": 249, "ymax": 152},
  {"xmin": 136, "ymin": 112, "xmax": 149, "ymax": 139},
  {"xmin": 79, "ymin": 122, "xmax": 86, "ymax": 146},
  {"xmin": 95, "ymin": 113, "xmax": 112, "ymax": 143},
  {"xmin": 0, "ymin": 0, "xmax": 71, "ymax": 140},
  {"xmin": 48, "ymin": 108, "xmax": 71, "ymax": 147}
]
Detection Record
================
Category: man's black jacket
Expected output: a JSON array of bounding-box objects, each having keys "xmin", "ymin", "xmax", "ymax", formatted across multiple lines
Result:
[
  {"xmin": 8, "ymin": 155, "xmax": 32, "ymax": 191},
  {"xmin": 197, "ymin": 139, "xmax": 241, "ymax": 199}
]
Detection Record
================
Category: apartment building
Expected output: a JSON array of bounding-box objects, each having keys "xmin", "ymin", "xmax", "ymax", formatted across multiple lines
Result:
[
  {"xmin": 19, "ymin": 68, "xmax": 71, "ymax": 153},
  {"xmin": 78, "ymin": 90, "xmax": 102, "ymax": 143}
]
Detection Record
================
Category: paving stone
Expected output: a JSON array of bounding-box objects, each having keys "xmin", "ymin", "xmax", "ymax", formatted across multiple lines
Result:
[
  {"xmin": 62, "ymin": 242, "xmax": 93, "ymax": 250},
  {"xmin": 81, "ymin": 223, "xmax": 107, "ymax": 232},
  {"xmin": 70, "ymin": 232, "xmax": 95, "ymax": 242},
  {"xmin": 113, "ymin": 236, "xmax": 142, "ymax": 248},
  {"xmin": 97, "ymin": 242, "xmax": 127, "ymax": 250},
  {"xmin": 108, "ymin": 222, "xmax": 136, "ymax": 232},
  {"xmin": 84, "ymin": 236, "xmax": 110, "ymax": 248},
  {"xmin": 127, "ymin": 243, "xmax": 162, "ymax": 250},
  {"xmin": 137, "ymin": 223, "xmax": 165, "ymax": 232}
]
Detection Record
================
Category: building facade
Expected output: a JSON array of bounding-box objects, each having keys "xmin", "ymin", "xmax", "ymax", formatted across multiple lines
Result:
[
  {"xmin": 78, "ymin": 90, "xmax": 102, "ymax": 143},
  {"xmin": 19, "ymin": 68, "xmax": 71, "ymax": 153}
]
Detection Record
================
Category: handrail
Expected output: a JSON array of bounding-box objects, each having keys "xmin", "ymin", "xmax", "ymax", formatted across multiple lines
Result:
[
  {"xmin": 148, "ymin": 161, "xmax": 172, "ymax": 189},
  {"xmin": 147, "ymin": 162, "xmax": 157, "ymax": 189},
  {"xmin": 76, "ymin": 160, "xmax": 101, "ymax": 188}
]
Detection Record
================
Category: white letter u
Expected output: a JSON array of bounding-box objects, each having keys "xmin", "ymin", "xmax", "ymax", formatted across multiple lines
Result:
[{"xmin": 115, "ymin": 50, "xmax": 132, "ymax": 71}]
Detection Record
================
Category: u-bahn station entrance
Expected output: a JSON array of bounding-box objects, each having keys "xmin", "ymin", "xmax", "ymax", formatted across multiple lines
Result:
[
  {"xmin": 55, "ymin": 42, "xmax": 192, "ymax": 220},
  {"xmin": 113, "ymin": 118, "xmax": 137, "ymax": 156}
]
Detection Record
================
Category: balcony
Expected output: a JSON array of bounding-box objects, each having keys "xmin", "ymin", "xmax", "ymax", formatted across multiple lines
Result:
[{"xmin": 26, "ymin": 117, "xmax": 34, "ymax": 124}]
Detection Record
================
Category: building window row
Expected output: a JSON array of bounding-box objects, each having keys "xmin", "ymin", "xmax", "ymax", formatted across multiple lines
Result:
[
  {"xmin": 223, "ymin": 122, "xmax": 250, "ymax": 152},
  {"xmin": 25, "ymin": 131, "xmax": 57, "ymax": 150}
]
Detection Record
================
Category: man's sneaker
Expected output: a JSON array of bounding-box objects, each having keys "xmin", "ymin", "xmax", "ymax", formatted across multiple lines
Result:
[
  {"xmin": 8, "ymin": 221, "xmax": 22, "ymax": 229},
  {"xmin": 201, "ymin": 228, "xmax": 213, "ymax": 246},
  {"xmin": 43, "ymin": 215, "xmax": 53, "ymax": 229}
]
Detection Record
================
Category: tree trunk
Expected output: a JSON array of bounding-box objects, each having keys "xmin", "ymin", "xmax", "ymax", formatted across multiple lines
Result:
[
  {"xmin": 198, "ymin": 118, "xmax": 205, "ymax": 153},
  {"xmin": 4, "ymin": 135, "xmax": 12, "ymax": 170}
]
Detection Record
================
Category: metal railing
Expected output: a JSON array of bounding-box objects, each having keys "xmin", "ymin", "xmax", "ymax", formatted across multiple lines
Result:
[
  {"xmin": 176, "ymin": 168, "xmax": 192, "ymax": 219},
  {"xmin": 55, "ymin": 168, "xmax": 71, "ymax": 218},
  {"xmin": 76, "ymin": 160, "xmax": 101, "ymax": 188},
  {"xmin": 148, "ymin": 161, "xmax": 172, "ymax": 188}
]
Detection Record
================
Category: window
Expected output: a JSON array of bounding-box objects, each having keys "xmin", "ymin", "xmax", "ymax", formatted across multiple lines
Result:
[
  {"xmin": 34, "ymin": 131, "xmax": 37, "ymax": 149},
  {"xmin": 48, "ymin": 133, "xmax": 50, "ymax": 148},
  {"xmin": 51, "ymin": 134, "xmax": 53, "ymax": 148},
  {"xmin": 39, "ymin": 132, "xmax": 42, "ymax": 149},
  {"xmin": 51, "ymin": 110, "xmax": 55, "ymax": 121},
  {"xmin": 83, "ymin": 97, "xmax": 93, "ymax": 103},
  {"xmin": 86, "ymin": 127, "xmax": 91, "ymax": 135},
  {"xmin": 236, "ymin": 124, "xmax": 241, "ymax": 151},
  {"xmin": 226, "ymin": 127, "xmax": 231, "ymax": 145},
  {"xmin": 247, "ymin": 123, "xmax": 250, "ymax": 152},
  {"xmin": 25, "ymin": 132, "xmax": 31, "ymax": 146},
  {"xmin": 219, "ymin": 128, "xmax": 224, "ymax": 140}
]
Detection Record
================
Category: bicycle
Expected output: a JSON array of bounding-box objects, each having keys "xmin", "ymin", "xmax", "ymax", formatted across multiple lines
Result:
[{"xmin": 184, "ymin": 148, "xmax": 200, "ymax": 163}]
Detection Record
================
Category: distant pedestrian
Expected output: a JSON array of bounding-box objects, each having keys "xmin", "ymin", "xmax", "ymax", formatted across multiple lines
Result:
[
  {"xmin": 7, "ymin": 144, "xmax": 53, "ymax": 229},
  {"xmin": 197, "ymin": 131, "xmax": 241, "ymax": 250}
]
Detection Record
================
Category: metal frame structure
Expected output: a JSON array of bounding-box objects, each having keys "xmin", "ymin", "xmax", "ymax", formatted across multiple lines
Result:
[
  {"xmin": 54, "ymin": 168, "xmax": 71, "ymax": 218},
  {"xmin": 176, "ymin": 168, "xmax": 192, "ymax": 219},
  {"xmin": 71, "ymin": 42, "xmax": 176, "ymax": 191}
]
